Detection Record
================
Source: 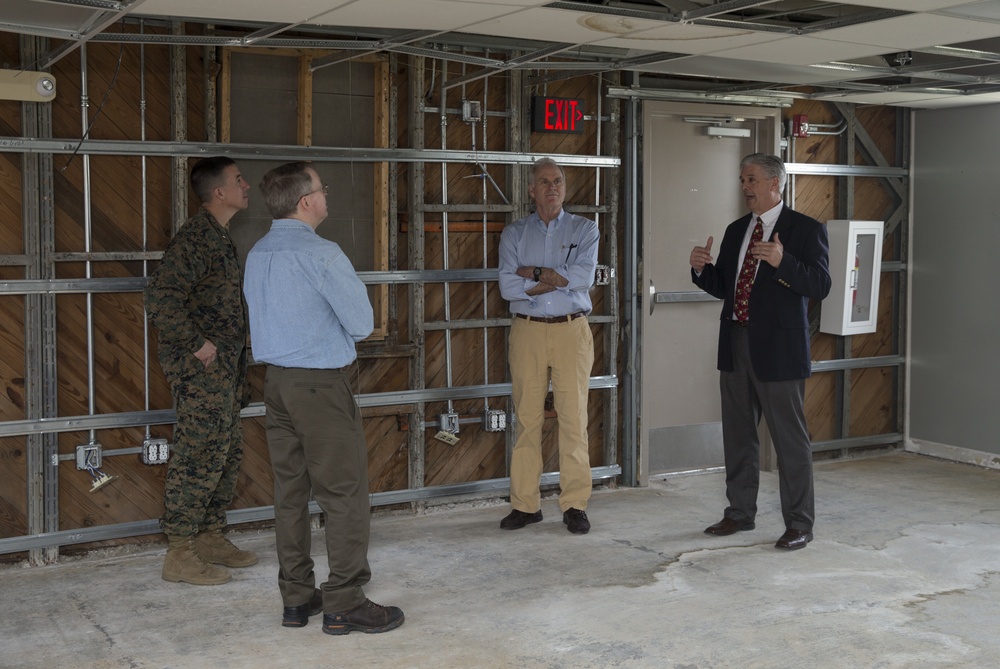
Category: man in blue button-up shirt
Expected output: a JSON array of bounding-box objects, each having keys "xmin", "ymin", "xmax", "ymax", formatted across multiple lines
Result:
[
  {"xmin": 497, "ymin": 158, "xmax": 599, "ymax": 535},
  {"xmin": 244, "ymin": 162, "xmax": 403, "ymax": 636}
]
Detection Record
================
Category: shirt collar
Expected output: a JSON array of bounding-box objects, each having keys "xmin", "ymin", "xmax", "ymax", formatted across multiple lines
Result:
[
  {"xmin": 533, "ymin": 208, "xmax": 565, "ymax": 228},
  {"xmin": 271, "ymin": 217, "xmax": 314, "ymax": 232},
  {"xmin": 756, "ymin": 201, "xmax": 783, "ymax": 228}
]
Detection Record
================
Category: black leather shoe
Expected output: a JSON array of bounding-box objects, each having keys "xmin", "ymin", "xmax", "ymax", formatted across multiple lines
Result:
[
  {"xmin": 500, "ymin": 509, "xmax": 542, "ymax": 530},
  {"xmin": 322, "ymin": 599, "xmax": 404, "ymax": 635},
  {"xmin": 775, "ymin": 529, "xmax": 813, "ymax": 550},
  {"xmin": 282, "ymin": 588, "xmax": 322, "ymax": 628},
  {"xmin": 563, "ymin": 508, "xmax": 590, "ymax": 535},
  {"xmin": 704, "ymin": 517, "xmax": 755, "ymax": 536}
]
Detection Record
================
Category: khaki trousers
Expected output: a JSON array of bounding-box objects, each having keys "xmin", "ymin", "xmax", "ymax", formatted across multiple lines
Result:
[{"xmin": 508, "ymin": 316, "xmax": 594, "ymax": 513}]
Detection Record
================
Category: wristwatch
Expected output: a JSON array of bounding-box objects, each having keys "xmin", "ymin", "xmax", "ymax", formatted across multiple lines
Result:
[{"xmin": 532, "ymin": 267, "xmax": 542, "ymax": 282}]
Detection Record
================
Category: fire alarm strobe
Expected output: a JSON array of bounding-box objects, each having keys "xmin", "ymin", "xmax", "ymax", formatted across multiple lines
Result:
[{"xmin": 792, "ymin": 114, "xmax": 809, "ymax": 138}]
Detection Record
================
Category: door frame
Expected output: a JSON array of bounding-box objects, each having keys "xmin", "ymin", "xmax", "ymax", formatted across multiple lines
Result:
[{"xmin": 622, "ymin": 98, "xmax": 782, "ymax": 487}]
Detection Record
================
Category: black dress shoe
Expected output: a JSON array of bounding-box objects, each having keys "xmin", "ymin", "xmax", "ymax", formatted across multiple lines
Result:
[
  {"xmin": 775, "ymin": 529, "xmax": 813, "ymax": 550},
  {"xmin": 563, "ymin": 508, "xmax": 590, "ymax": 535},
  {"xmin": 282, "ymin": 588, "xmax": 323, "ymax": 628},
  {"xmin": 500, "ymin": 509, "xmax": 542, "ymax": 530},
  {"xmin": 322, "ymin": 599, "xmax": 404, "ymax": 635},
  {"xmin": 704, "ymin": 517, "xmax": 755, "ymax": 536}
]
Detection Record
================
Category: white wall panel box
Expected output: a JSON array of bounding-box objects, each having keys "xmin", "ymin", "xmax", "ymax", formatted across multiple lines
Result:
[{"xmin": 820, "ymin": 220, "xmax": 884, "ymax": 336}]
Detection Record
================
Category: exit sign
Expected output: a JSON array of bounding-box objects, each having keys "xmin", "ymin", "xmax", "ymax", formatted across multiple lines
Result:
[{"xmin": 531, "ymin": 96, "xmax": 585, "ymax": 133}]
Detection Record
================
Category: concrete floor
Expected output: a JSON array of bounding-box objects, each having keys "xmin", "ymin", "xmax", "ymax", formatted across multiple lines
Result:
[{"xmin": 2, "ymin": 452, "xmax": 1000, "ymax": 669}]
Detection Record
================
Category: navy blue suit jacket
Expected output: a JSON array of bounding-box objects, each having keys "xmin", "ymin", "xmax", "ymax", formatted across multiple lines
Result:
[{"xmin": 692, "ymin": 206, "xmax": 831, "ymax": 382}]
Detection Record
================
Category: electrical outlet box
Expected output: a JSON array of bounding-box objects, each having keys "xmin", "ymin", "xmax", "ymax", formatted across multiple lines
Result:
[
  {"xmin": 142, "ymin": 438, "xmax": 170, "ymax": 465},
  {"xmin": 462, "ymin": 99, "xmax": 482, "ymax": 123},
  {"xmin": 595, "ymin": 265, "xmax": 614, "ymax": 286},
  {"xmin": 482, "ymin": 409, "xmax": 507, "ymax": 432},
  {"xmin": 439, "ymin": 413, "xmax": 460, "ymax": 434},
  {"xmin": 75, "ymin": 443, "xmax": 102, "ymax": 470}
]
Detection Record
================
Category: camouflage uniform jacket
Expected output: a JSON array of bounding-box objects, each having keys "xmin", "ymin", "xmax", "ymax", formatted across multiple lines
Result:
[{"xmin": 144, "ymin": 208, "xmax": 248, "ymax": 366}]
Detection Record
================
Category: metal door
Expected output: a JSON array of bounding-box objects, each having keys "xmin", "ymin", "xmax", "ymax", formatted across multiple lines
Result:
[{"xmin": 640, "ymin": 101, "xmax": 781, "ymax": 479}]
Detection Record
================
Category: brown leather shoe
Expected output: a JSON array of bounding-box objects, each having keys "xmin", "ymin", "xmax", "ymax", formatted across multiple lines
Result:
[
  {"xmin": 704, "ymin": 517, "xmax": 755, "ymax": 536},
  {"xmin": 282, "ymin": 588, "xmax": 323, "ymax": 628},
  {"xmin": 775, "ymin": 529, "xmax": 813, "ymax": 550},
  {"xmin": 500, "ymin": 509, "xmax": 542, "ymax": 530},
  {"xmin": 322, "ymin": 599, "xmax": 404, "ymax": 635}
]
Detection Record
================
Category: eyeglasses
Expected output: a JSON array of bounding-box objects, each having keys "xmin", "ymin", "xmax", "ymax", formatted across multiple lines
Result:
[{"xmin": 300, "ymin": 183, "xmax": 329, "ymax": 200}]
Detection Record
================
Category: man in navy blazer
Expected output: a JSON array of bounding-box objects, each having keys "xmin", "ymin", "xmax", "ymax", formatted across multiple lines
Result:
[{"xmin": 690, "ymin": 153, "xmax": 831, "ymax": 550}]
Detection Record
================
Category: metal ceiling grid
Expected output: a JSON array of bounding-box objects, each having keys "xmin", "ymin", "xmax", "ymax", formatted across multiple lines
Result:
[{"xmin": 4, "ymin": 1, "xmax": 1000, "ymax": 106}]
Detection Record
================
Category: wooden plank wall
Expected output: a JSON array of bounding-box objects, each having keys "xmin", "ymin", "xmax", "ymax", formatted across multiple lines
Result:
[
  {"xmin": 794, "ymin": 97, "xmax": 900, "ymax": 446},
  {"xmin": 0, "ymin": 30, "xmax": 901, "ymax": 559},
  {"xmin": 416, "ymin": 68, "xmax": 610, "ymax": 487}
]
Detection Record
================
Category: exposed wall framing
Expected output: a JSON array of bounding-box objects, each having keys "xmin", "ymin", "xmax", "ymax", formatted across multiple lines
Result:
[
  {"xmin": 0, "ymin": 27, "xmax": 621, "ymax": 560},
  {"xmin": 218, "ymin": 46, "xmax": 391, "ymax": 339},
  {"xmin": 784, "ymin": 94, "xmax": 906, "ymax": 456},
  {"xmin": 0, "ymin": 21, "xmax": 906, "ymax": 561}
]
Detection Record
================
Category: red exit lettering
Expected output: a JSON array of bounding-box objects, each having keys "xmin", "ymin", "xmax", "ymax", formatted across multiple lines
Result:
[
  {"xmin": 544, "ymin": 98, "xmax": 583, "ymax": 131},
  {"xmin": 532, "ymin": 96, "xmax": 585, "ymax": 134}
]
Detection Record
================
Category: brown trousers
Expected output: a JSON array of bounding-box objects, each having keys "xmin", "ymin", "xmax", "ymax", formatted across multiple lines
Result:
[{"xmin": 264, "ymin": 365, "xmax": 371, "ymax": 612}]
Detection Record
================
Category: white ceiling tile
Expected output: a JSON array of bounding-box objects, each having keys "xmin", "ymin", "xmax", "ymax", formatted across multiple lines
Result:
[
  {"xmin": 810, "ymin": 91, "xmax": 950, "ymax": 105},
  {"xmin": 0, "ymin": 0, "xmax": 97, "ymax": 32},
  {"xmin": 706, "ymin": 35, "xmax": 892, "ymax": 67},
  {"xmin": 901, "ymin": 91, "xmax": 1000, "ymax": 107},
  {"xmin": 819, "ymin": 13, "xmax": 1000, "ymax": 51},
  {"xmin": 589, "ymin": 22, "xmax": 782, "ymax": 56},
  {"xmin": 315, "ymin": 0, "xmax": 539, "ymax": 31},
  {"xmin": 453, "ymin": 7, "xmax": 670, "ymax": 47},
  {"xmin": 137, "ymin": 0, "xmax": 356, "ymax": 24},
  {"xmin": 636, "ymin": 55, "xmax": 869, "ymax": 86},
  {"xmin": 936, "ymin": 1, "xmax": 1000, "ymax": 21},
  {"xmin": 323, "ymin": 2, "xmax": 517, "ymax": 32},
  {"xmin": 832, "ymin": 0, "xmax": 984, "ymax": 9},
  {"xmin": 446, "ymin": 0, "xmax": 544, "ymax": 5},
  {"xmin": 826, "ymin": 89, "xmax": 1000, "ymax": 108}
]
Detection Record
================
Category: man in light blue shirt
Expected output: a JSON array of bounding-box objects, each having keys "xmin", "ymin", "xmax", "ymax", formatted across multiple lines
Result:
[
  {"xmin": 497, "ymin": 157, "xmax": 599, "ymax": 535},
  {"xmin": 244, "ymin": 161, "xmax": 403, "ymax": 636}
]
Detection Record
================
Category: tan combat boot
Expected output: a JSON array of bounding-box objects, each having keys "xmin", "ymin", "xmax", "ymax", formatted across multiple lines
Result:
[
  {"xmin": 162, "ymin": 535, "xmax": 232, "ymax": 585},
  {"xmin": 194, "ymin": 530, "xmax": 259, "ymax": 568}
]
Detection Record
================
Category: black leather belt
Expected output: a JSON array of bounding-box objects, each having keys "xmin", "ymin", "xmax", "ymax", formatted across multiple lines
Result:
[
  {"xmin": 515, "ymin": 312, "xmax": 585, "ymax": 324},
  {"xmin": 732, "ymin": 319, "xmax": 750, "ymax": 328}
]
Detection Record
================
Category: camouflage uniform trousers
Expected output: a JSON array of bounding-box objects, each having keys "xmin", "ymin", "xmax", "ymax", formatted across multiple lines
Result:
[{"xmin": 160, "ymin": 349, "xmax": 246, "ymax": 538}]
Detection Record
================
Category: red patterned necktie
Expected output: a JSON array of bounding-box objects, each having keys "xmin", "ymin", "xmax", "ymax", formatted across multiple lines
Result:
[{"xmin": 734, "ymin": 217, "xmax": 763, "ymax": 322}]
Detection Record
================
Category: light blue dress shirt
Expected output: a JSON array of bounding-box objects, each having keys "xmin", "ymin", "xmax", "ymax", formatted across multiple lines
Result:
[
  {"xmin": 243, "ymin": 218, "xmax": 373, "ymax": 369},
  {"xmin": 498, "ymin": 209, "xmax": 600, "ymax": 317}
]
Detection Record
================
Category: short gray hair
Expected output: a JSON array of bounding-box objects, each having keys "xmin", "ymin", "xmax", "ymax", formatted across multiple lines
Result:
[
  {"xmin": 740, "ymin": 153, "xmax": 786, "ymax": 192},
  {"xmin": 529, "ymin": 157, "xmax": 565, "ymax": 184},
  {"xmin": 259, "ymin": 161, "xmax": 313, "ymax": 219}
]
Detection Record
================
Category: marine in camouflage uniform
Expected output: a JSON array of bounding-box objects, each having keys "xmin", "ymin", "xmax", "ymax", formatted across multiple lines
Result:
[{"xmin": 144, "ymin": 156, "xmax": 257, "ymax": 585}]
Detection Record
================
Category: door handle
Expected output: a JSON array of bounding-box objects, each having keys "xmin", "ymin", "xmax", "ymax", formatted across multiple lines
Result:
[{"xmin": 648, "ymin": 287, "xmax": 721, "ymax": 316}]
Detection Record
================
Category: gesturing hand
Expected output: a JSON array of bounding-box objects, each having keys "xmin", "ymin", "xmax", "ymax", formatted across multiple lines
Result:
[
  {"xmin": 690, "ymin": 236, "xmax": 714, "ymax": 272},
  {"xmin": 752, "ymin": 232, "xmax": 783, "ymax": 268}
]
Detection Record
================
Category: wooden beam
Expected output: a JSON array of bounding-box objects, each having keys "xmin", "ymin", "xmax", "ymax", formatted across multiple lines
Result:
[
  {"xmin": 372, "ymin": 56, "xmax": 390, "ymax": 340},
  {"xmin": 219, "ymin": 48, "xmax": 231, "ymax": 143},
  {"xmin": 297, "ymin": 55, "xmax": 313, "ymax": 147}
]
